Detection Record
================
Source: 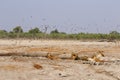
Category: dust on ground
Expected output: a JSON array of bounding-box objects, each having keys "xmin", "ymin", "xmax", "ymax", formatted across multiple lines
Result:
[{"xmin": 0, "ymin": 39, "xmax": 120, "ymax": 80}]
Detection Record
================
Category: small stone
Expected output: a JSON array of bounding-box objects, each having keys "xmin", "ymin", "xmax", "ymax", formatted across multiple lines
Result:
[
  {"xmin": 58, "ymin": 72, "xmax": 69, "ymax": 77},
  {"xmin": 33, "ymin": 64, "xmax": 43, "ymax": 69}
]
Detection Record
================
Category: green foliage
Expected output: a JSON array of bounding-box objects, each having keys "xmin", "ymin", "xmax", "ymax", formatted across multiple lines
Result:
[
  {"xmin": 110, "ymin": 31, "xmax": 119, "ymax": 35},
  {"xmin": 28, "ymin": 27, "xmax": 41, "ymax": 34},
  {"xmin": 0, "ymin": 26, "xmax": 120, "ymax": 41},
  {"xmin": 0, "ymin": 30, "xmax": 7, "ymax": 33},
  {"xmin": 48, "ymin": 33, "xmax": 67, "ymax": 39},
  {"xmin": 107, "ymin": 31, "xmax": 120, "ymax": 40},
  {"xmin": 50, "ymin": 29, "xmax": 59, "ymax": 34},
  {"xmin": 12, "ymin": 26, "xmax": 23, "ymax": 33},
  {"xmin": 0, "ymin": 30, "xmax": 8, "ymax": 38}
]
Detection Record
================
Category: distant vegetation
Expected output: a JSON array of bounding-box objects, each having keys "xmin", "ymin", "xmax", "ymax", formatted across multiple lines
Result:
[{"xmin": 0, "ymin": 26, "xmax": 120, "ymax": 41}]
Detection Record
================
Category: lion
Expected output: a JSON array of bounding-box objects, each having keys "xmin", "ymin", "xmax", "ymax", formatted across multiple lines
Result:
[
  {"xmin": 70, "ymin": 53, "xmax": 80, "ymax": 60},
  {"xmin": 46, "ymin": 53, "xmax": 58, "ymax": 60}
]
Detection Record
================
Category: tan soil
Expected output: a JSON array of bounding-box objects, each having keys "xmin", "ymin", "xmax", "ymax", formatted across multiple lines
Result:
[{"xmin": 0, "ymin": 39, "xmax": 120, "ymax": 80}]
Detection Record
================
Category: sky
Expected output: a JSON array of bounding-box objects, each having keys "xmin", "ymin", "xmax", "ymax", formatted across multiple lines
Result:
[{"xmin": 0, "ymin": 0, "xmax": 120, "ymax": 33}]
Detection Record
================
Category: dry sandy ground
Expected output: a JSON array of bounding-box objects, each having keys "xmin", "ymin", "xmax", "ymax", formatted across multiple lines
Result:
[{"xmin": 0, "ymin": 39, "xmax": 120, "ymax": 80}]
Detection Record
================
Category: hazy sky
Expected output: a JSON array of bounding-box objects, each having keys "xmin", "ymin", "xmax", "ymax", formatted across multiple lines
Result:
[{"xmin": 0, "ymin": 0, "xmax": 120, "ymax": 33}]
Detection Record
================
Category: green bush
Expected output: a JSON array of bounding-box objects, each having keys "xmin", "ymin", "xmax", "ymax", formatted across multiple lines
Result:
[{"xmin": 0, "ymin": 27, "xmax": 120, "ymax": 40}]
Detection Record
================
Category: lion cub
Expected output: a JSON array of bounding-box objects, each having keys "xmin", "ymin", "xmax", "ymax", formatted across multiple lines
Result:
[
  {"xmin": 46, "ymin": 53, "xmax": 58, "ymax": 60},
  {"xmin": 70, "ymin": 53, "xmax": 80, "ymax": 60}
]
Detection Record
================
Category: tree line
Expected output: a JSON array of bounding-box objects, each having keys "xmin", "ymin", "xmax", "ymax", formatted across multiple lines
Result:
[{"xmin": 0, "ymin": 26, "xmax": 120, "ymax": 41}]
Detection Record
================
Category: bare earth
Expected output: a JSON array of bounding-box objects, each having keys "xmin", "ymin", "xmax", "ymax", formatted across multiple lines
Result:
[{"xmin": 0, "ymin": 39, "xmax": 120, "ymax": 80}]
